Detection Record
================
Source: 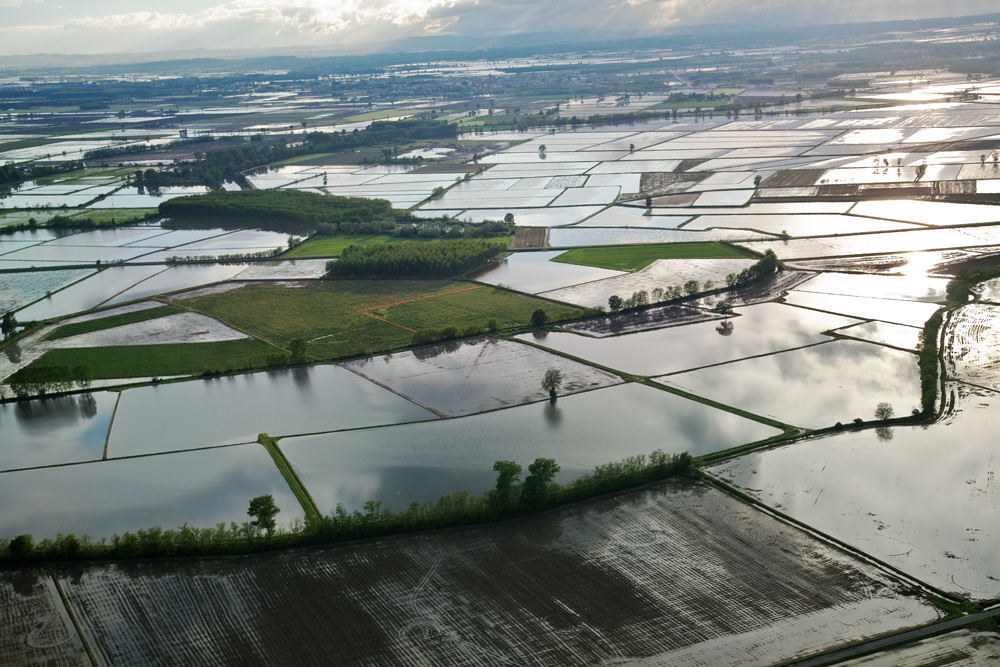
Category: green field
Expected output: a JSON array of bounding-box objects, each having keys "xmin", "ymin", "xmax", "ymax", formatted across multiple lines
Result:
[
  {"xmin": 285, "ymin": 234, "xmax": 512, "ymax": 258},
  {"xmin": 46, "ymin": 304, "xmax": 182, "ymax": 340},
  {"xmin": 552, "ymin": 243, "xmax": 750, "ymax": 271},
  {"xmin": 69, "ymin": 208, "xmax": 156, "ymax": 224},
  {"xmin": 342, "ymin": 109, "xmax": 421, "ymax": 122},
  {"xmin": 183, "ymin": 279, "xmax": 568, "ymax": 359},
  {"xmin": 24, "ymin": 339, "xmax": 281, "ymax": 379}
]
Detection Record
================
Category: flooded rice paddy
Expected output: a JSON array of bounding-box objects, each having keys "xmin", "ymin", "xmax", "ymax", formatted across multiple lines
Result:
[
  {"xmin": 0, "ymin": 392, "xmax": 118, "ymax": 472},
  {"xmin": 343, "ymin": 337, "xmax": 621, "ymax": 416},
  {"xmin": 659, "ymin": 340, "xmax": 921, "ymax": 428},
  {"xmin": 107, "ymin": 364, "xmax": 437, "ymax": 457},
  {"xmin": 280, "ymin": 383, "xmax": 780, "ymax": 513},
  {"xmin": 708, "ymin": 382, "xmax": 1000, "ymax": 599},
  {"xmin": 517, "ymin": 303, "xmax": 860, "ymax": 375},
  {"xmin": 0, "ymin": 443, "xmax": 304, "ymax": 541}
]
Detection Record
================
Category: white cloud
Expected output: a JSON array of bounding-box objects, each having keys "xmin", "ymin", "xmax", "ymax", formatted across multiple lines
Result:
[{"xmin": 1, "ymin": 0, "xmax": 998, "ymax": 54}]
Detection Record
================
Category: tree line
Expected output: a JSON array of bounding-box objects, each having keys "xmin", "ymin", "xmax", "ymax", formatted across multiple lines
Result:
[
  {"xmin": 7, "ymin": 365, "xmax": 93, "ymax": 398},
  {"xmin": 327, "ymin": 239, "xmax": 507, "ymax": 277},
  {"xmin": 1, "ymin": 449, "xmax": 693, "ymax": 563},
  {"xmin": 160, "ymin": 189, "xmax": 396, "ymax": 227}
]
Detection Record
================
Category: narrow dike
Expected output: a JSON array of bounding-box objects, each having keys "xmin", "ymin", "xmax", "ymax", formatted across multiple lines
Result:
[{"xmin": 256, "ymin": 433, "xmax": 322, "ymax": 524}]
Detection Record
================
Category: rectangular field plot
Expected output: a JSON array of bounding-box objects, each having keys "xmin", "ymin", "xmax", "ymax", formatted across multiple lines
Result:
[
  {"xmin": 683, "ymin": 214, "xmax": 918, "ymax": 236},
  {"xmin": 44, "ymin": 481, "xmax": 937, "ymax": 667},
  {"xmin": 708, "ymin": 383, "xmax": 1000, "ymax": 599},
  {"xmin": 516, "ymin": 302, "xmax": 860, "ymax": 375},
  {"xmin": 539, "ymin": 257, "xmax": 758, "ymax": 308},
  {"xmin": 104, "ymin": 264, "xmax": 249, "ymax": 304},
  {"xmin": 833, "ymin": 320, "xmax": 922, "ymax": 350},
  {"xmin": 107, "ymin": 364, "xmax": 437, "ymax": 457},
  {"xmin": 783, "ymin": 291, "xmax": 942, "ymax": 327},
  {"xmin": 454, "ymin": 206, "xmax": 603, "ymax": 226},
  {"xmin": 0, "ymin": 392, "xmax": 118, "ymax": 472},
  {"xmin": 467, "ymin": 250, "xmax": 625, "ymax": 294},
  {"xmin": 659, "ymin": 340, "xmax": 920, "ymax": 429},
  {"xmin": 1, "ymin": 269, "xmax": 96, "ymax": 316},
  {"xmin": 0, "ymin": 444, "xmax": 302, "ymax": 542},
  {"xmin": 740, "ymin": 227, "xmax": 995, "ymax": 259},
  {"xmin": 944, "ymin": 304, "xmax": 1000, "ymax": 391},
  {"xmin": 547, "ymin": 227, "xmax": 771, "ymax": 248},
  {"xmin": 281, "ymin": 383, "xmax": 780, "ymax": 512},
  {"xmin": 852, "ymin": 199, "xmax": 1000, "ymax": 225},
  {"xmin": 343, "ymin": 337, "xmax": 620, "ymax": 416},
  {"xmin": 796, "ymin": 272, "xmax": 949, "ymax": 302}
]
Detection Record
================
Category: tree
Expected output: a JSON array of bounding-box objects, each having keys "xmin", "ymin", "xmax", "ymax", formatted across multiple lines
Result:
[
  {"xmin": 753, "ymin": 175, "xmax": 762, "ymax": 188},
  {"xmin": 8, "ymin": 534, "xmax": 33, "ymax": 560},
  {"xmin": 247, "ymin": 495, "xmax": 279, "ymax": 537},
  {"xmin": 684, "ymin": 280, "xmax": 700, "ymax": 296},
  {"xmin": 531, "ymin": 309, "xmax": 548, "ymax": 327},
  {"xmin": 522, "ymin": 458, "xmax": 560, "ymax": 506},
  {"xmin": 608, "ymin": 295, "xmax": 624, "ymax": 311},
  {"xmin": 1, "ymin": 311, "xmax": 16, "ymax": 339},
  {"xmin": 289, "ymin": 338, "xmax": 308, "ymax": 363},
  {"xmin": 541, "ymin": 368, "xmax": 563, "ymax": 400},
  {"xmin": 504, "ymin": 212, "xmax": 514, "ymax": 224},
  {"xmin": 492, "ymin": 460, "xmax": 522, "ymax": 507},
  {"xmin": 875, "ymin": 402, "xmax": 894, "ymax": 421}
]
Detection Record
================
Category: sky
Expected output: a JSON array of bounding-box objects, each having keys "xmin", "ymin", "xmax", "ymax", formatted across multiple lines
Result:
[{"xmin": 0, "ymin": 0, "xmax": 997, "ymax": 56}]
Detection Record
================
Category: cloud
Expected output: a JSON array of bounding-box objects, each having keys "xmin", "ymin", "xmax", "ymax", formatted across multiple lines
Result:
[
  {"xmin": 64, "ymin": 0, "xmax": 463, "ymax": 35},
  {"xmin": 1, "ymin": 0, "xmax": 998, "ymax": 54}
]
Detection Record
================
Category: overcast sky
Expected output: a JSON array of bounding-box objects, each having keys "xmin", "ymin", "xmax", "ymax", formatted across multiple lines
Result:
[{"xmin": 0, "ymin": 0, "xmax": 996, "ymax": 56}]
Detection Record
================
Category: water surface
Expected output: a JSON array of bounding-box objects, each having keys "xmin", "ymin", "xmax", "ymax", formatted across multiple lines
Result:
[{"xmin": 281, "ymin": 383, "xmax": 781, "ymax": 513}]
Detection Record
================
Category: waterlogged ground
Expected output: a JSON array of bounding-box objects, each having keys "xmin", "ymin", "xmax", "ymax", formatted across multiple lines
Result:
[
  {"xmin": 280, "ymin": 383, "xmax": 780, "ymax": 513},
  {"xmin": 0, "ymin": 481, "xmax": 939, "ymax": 667},
  {"xmin": 707, "ymin": 382, "xmax": 1000, "ymax": 600},
  {"xmin": 343, "ymin": 337, "xmax": 622, "ymax": 416},
  {"xmin": 658, "ymin": 340, "xmax": 921, "ymax": 428}
]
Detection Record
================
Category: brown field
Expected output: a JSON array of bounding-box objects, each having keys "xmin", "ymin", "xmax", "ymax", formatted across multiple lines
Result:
[
  {"xmin": 760, "ymin": 169, "xmax": 826, "ymax": 188},
  {"xmin": 512, "ymin": 227, "xmax": 547, "ymax": 249},
  {"xmin": 2, "ymin": 481, "xmax": 938, "ymax": 666}
]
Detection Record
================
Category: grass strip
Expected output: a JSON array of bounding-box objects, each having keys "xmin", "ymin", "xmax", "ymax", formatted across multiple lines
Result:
[
  {"xmin": 257, "ymin": 433, "xmax": 322, "ymax": 524},
  {"xmin": 552, "ymin": 242, "xmax": 751, "ymax": 271},
  {"xmin": 46, "ymin": 305, "xmax": 183, "ymax": 340},
  {"xmin": 23, "ymin": 339, "xmax": 282, "ymax": 379}
]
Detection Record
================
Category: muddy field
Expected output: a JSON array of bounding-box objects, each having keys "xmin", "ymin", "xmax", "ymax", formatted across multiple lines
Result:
[
  {"xmin": 945, "ymin": 304, "xmax": 1000, "ymax": 390},
  {"xmin": 2, "ymin": 480, "xmax": 938, "ymax": 667}
]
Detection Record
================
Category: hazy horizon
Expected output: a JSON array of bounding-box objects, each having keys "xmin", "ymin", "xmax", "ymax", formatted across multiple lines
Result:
[{"xmin": 0, "ymin": 0, "xmax": 997, "ymax": 58}]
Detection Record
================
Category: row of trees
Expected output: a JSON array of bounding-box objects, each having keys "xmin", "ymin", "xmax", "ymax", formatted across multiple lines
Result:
[
  {"xmin": 327, "ymin": 239, "xmax": 507, "ymax": 277},
  {"xmin": 1, "ymin": 449, "xmax": 693, "ymax": 563},
  {"xmin": 608, "ymin": 282, "xmax": 716, "ymax": 311},
  {"xmin": 7, "ymin": 364, "xmax": 93, "ymax": 398}
]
